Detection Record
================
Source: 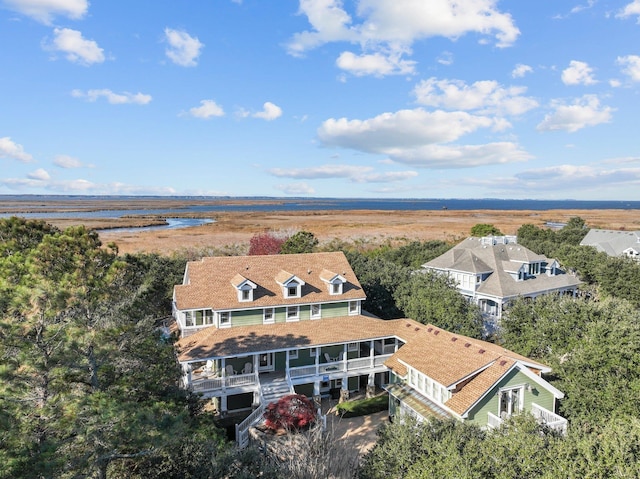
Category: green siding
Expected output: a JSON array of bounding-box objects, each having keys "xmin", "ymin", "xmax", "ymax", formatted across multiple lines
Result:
[
  {"xmin": 274, "ymin": 352, "xmax": 286, "ymax": 372},
  {"xmin": 220, "ymin": 301, "xmax": 351, "ymax": 328},
  {"xmin": 231, "ymin": 309, "xmax": 263, "ymax": 327},
  {"xmin": 321, "ymin": 302, "xmax": 349, "ymax": 318},
  {"xmin": 466, "ymin": 369, "xmax": 556, "ymax": 426},
  {"xmin": 294, "ymin": 383, "xmax": 314, "ymax": 398},
  {"xmin": 348, "ymin": 376, "xmax": 359, "ymax": 391}
]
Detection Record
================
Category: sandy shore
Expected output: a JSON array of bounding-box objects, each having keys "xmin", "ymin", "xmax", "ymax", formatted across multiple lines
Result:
[{"xmin": 94, "ymin": 208, "xmax": 640, "ymax": 256}]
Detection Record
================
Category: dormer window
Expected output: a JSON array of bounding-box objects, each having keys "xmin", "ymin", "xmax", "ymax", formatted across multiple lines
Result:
[
  {"xmin": 232, "ymin": 274, "xmax": 257, "ymax": 302},
  {"xmin": 320, "ymin": 269, "xmax": 346, "ymax": 295},
  {"xmin": 275, "ymin": 270, "xmax": 305, "ymax": 299}
]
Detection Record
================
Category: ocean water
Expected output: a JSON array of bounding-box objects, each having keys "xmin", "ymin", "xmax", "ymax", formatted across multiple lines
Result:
[{"xmin": 1, "ymin": 195, "xmax": 639, "ymax": 218}]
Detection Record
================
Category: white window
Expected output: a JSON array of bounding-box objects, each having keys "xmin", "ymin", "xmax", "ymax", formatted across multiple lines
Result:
[
  {"xmin": 499, "ymin": 387, "xmax": 523, "ymax": 417},
  {"xmin": 285, "ymin": 280, "xmax": 301, "ymax": 298},
  {"xmin": 310, "ymin": 304, "xmax": 321, "ymax": 319},
  {"xmin": 348, "ymin": 342, "xmax": 358, "ymax": 352},
  {"xmin": 289, "ymin": 349, "xmax": 299, "ymax": 360},
  {"xmin": 286, "ymin": 306, "xmax": 299, "ymax": 321},
  {"xmin": 219, "ymin": 311, "xmax": 231, "ymax": 328},
  {"xmin": 348, "ymin": 301, "xmax": 359, "ymax": 315},
  {"xmin": 331, "ymin": 282, "xmax": 342, "ymax": 295},
  {"xmin": 263, "ymin": 308, "xmax": 274, "ymax": 324},
  {"xmin": 184, "ymin": 311, "xmax": 194, "ymax": 327},
  {"xmin": 241, "ymin": 289, "xmax": 251, "ymax": 301},
  {"xmin": 310, "ymin": 347, "xmax": 318, "ymax": 357}
]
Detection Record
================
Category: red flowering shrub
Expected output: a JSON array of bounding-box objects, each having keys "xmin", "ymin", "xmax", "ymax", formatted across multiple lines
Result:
[
  {"xmin": 248, "ymin": 231, "xmax": 288, "ymax": 256},
  {"xmin": 263, "ymin": 394, "xmax": 317, "ymax": 431}
]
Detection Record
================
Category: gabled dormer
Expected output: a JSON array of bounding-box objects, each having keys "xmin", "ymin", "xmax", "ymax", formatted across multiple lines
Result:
[
  {"xmin": 231, "ymin": 274, "xmax": 257, "ymax": 302},
  {"xmin": 545, "ymin": 260, "xmax": 559, "ymax": 276},
  {"xmin": 275, "ymin": 270, "xmax": 305, "ymax": 299},
  {"xmin": 319, "ymin": 269, "xmax": 347, "ymax": 295}
]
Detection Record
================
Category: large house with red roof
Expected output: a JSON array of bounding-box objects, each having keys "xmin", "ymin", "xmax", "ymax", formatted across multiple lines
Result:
[{"xmin": 172, "ymin": 251, "xmax": 566, "ymax": 433}]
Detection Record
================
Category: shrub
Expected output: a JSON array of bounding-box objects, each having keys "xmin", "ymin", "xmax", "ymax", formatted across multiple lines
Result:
[
  {"xmin": 248, "ymin": 231, "xmax": 287, "ymax": 255},
  {"xmin": 336, "ymin": 394, "xmax": 388, "ymax": 418},
  {"xmin": 263, "ymin": 394, "xmax": 317, "ymax": 431}
]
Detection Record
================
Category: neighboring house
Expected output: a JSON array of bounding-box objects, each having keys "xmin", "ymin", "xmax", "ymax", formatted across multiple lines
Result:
[
  {"xmin": 421, "ymin": 236, "xmax": 581, "ymax": 319},
  {"xmin": 580, "ymin": 229, "xmax": 640, "ymax": 260},
  {"xmin": 172, "ymin": 251, "xmax": 566, "ymax": 433}
]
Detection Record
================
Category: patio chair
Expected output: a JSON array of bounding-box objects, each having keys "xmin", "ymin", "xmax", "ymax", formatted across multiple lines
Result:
[
  {"xmin": 225, "ymin": 364, "xmax": 236, "ymax": 376},
  {"xmin": 241, "ymin": 362, "xmax": 252, "ymax": 374},
  {"xmin": 324, "ymin": 352, "xmax": 339, "ymax": 362}
]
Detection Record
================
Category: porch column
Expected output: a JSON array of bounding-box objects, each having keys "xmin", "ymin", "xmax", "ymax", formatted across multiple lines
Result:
[
  {"xmin": 313, "ymin": 381, "xmax": 321, "ymax": 408},
  {"xmin": 342, "ymin": 343, "xmax": 348, "ymax": 371},
  {"xmin": 370, "ymin": 340, "xmax": 375, "ymax": 366},
  {"xmin": 285, "ymin": 350, "xmax": 290, "ymax": 374},
  {"xmin": 183, "ymin": 363, "xmax": 192, "ymax": 388},
  {"xmin": 253, "ymin": 354, "xmax": 259, "ymax": 375},
  {"xmin": 366, "ymin": 373, "xmax": 376, "ymax": 398},
  {"xmin": 252, "ymin": 390, "xmax": 261, "ymax": 407},
  {"xmin": 220, "ymin": 395, "xmax": 228, "ymax": 416},
  {"xmin": 339, "ymin": 379, "xmax": 349, "ymax": 403}
]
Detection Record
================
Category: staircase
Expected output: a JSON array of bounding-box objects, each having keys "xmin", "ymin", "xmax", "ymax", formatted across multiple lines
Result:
[{"xmin": 260, "ymin": 373, "xmax": 292, "ymax": 404}]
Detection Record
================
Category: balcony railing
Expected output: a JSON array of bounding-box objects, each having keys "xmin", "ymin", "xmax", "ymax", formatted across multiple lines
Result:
[
  {"xmin": 532, "ymin": 403, "xmax": 568, "ymax": 434},
  {"xmin": 487, "ymin": 411, "xmax": 502, "ymax": 429},
  {"xmin": 486, "ymin": 405, "xmax": 567, "ymax": 435},
  {"xmin": 190, "ymin": 372, "xmax": 257, "ymax": 394},
  {"xmin": 288, "ymin": 354, "xmax": 392, "ymax": 379}
]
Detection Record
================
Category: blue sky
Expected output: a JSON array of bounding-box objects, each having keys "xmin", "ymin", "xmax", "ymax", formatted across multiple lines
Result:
[{"xmin": 1, "ymin": 0, "xmax": 640, "ymax": 199}]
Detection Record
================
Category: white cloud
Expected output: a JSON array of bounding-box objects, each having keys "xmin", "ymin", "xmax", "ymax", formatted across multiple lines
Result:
[
  {"xmin": 287, "ymin": 0, "xmax": 519, "ymax": 77},
  {"xmin": 537, "ymin": 95, "xmax": 614, "ymax": 133},
  {"xmin": 0, "ymin": 136, "xmax": 33, "ymax": 162},
  {"xmin": 437, "ymin": 51, "xmax": 454, "ymax": 66},
  {"xmin": 268, "ymin": 164, "xmax": 418, "ymax": 183},
  {"xmin": 275, "ymin": 182, "xmax": 316, "ymax": 195},
  {"xmin": 164, "ymin": 28, "xmax": 203, "ymax": 67},
  {"xmin": 413, "ymin": 78, "xmax": 538, "ymax": 116},
  {"xmin": 381, "ymin": 142, "xmax": 532, "ymax": 168},
  {"xmin": 561, "ymin": 60, "xmax": 597, "ymax": 85},
  {"xmin": 253, "ymin": 102, "xmax": 283, "ymax": 120},
  {"xmin": 511, "ymin": 164, "xmax": 640, "ymax": 191},
  {"xmin": 336, "ymin": 50, "xmax": 416, "ymax": 76},
  {"xmin": 1, "ymin": 176, "xmax": 177, "ymax": 194},
  {"xmin": 617, "ymin": 1, "xmax": 640, "ymax": 22},
  {"xmin": 71, "ymin": 89, "xmax": 152, "ymax": 105},
  {"xmin": 512, "ymin": 63, "xmax": 533, "ymax": 78},
  {"xmin": 53, "ymin": 154, "xmax": 88, "ymax": 168},
  {"xmin": 47, "ymin": 28, "xmax": 105, "ymax": 65},
  {"xmin": 617, "ymin": 55, "xmax": 640, "ymax": 81},
  {"xmin": 609, "ymin": 79, "xmax": 622, "ymax": 88},
  {"xmin": 187, "ymin": 99, "xmax": 225, "ymax": 119},
  {"xmin": 27, "ymin": 168, "xmax": 50, "ymax": 180},
  {"xmin": 1, "ymin": 0, "xmax": 88, "ymax": 24},
  {"xmin": 317, "ymin": 108, "xmax": 530, "ymax": 168}
]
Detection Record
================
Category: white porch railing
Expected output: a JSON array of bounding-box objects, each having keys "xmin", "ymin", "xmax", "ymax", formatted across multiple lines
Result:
[
  {"xmin": 287, "ymin": 354, "xmax": 392, "ymax": 379},
  {"xmin": 236, "ymin": 403, "xmax": 265, "ymax": 448},
  {"xmin": 487, "ymin": 411, "xmax": 502, "ymax": 429},
  {"xmin": 532, "ymin": 403, "xmax": 568, "ymax": 434},
  {"xmin": 190, "ymin": 372, "xmax": 257, "ymax": 394}
]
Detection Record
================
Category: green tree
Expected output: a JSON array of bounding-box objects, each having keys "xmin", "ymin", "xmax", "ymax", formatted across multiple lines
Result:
[
  {"xmin": 345, "ymin": 251, "xmax": 410, "ymax": 319},
  {"xmin": 280, "ymin": 230, "xmax": 319, "ymax": 254},
  {"xmin": 470, "ymin": 223, "xmax": 502, "ymax": 237},
  {"xmin": 0, "ymin": 220, "xmax": 223, "ymax": 478},
  {"xmin": 377, "ymin": 240, "xmax": 453, "ymax": 269},
  {"xmin": 394, "ymin": 271, "xmax": 484, "ymax": 338}
]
